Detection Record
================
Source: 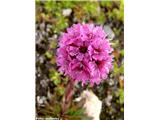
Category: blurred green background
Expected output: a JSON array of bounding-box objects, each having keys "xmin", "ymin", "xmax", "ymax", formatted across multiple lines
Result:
[{"xmin": 36, "ymin": 0, "xmax": 124, "ymax": 120}]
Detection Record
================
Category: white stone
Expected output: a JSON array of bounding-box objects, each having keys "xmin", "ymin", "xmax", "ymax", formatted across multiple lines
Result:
[
  {"xmin": 105, "ymin": 95, "xmax": 112, "ymax": 106},
  {"xmin": 75, "ymin": 90, "xmax": 102, "ymax": 120},
  {"xmin": 104, "ymin": 25, "xmax": 115, "ymax": 41},
  {"xmin": 62, "ymin": 9, "xmax": 72, "ymax": 17}
]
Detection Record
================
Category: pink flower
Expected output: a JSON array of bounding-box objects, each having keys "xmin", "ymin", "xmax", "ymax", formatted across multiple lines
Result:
[{"xmin": 56, "ymin": 23, "xmax": 113, "ymax": 85}]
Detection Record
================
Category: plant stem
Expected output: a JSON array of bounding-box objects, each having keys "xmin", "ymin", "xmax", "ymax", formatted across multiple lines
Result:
[{"xmin": 61, "ymin": 78, "xmax": 76, "ymax": 114}]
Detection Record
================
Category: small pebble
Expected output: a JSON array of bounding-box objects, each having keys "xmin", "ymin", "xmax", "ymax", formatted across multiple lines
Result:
[
  {"xmin": 105, "ymin": 95, "xmax": 113, "ymax": 106},
  {"xmin": 62, "ymin": 9, "xmax": 72, "ymax": 17}
]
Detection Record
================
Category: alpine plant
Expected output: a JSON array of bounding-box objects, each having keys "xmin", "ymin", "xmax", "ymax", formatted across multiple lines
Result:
[{"xmin": 56, "ymin": 23, "xmax": 113, "ymax": 85}]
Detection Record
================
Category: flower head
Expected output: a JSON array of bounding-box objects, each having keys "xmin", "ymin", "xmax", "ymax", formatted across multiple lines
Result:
[{"xmin": 57, "ymin": 23, "xmax": 113, "ymax": 85}]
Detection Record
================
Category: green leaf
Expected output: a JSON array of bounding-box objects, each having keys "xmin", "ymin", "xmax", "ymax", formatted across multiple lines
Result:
[
  {"xmin": 120, "ymin": 49, "xmax": 124, "ymax": 56},
  {"xmin": 119, "ymin": 64, "xmax": 124, "ymax": 74},
  {"xmin": 66, "ymin": 107, "xmax": 85, "ymax": 116},
  {"xmin": 53, "ymin": 104, "xmax": 61, "ymax": 115},
  {"xmin": 113, "ymin": 62, "xmax": 119, "ymax": 76},
  {"xmin": 113, "ymin": 62, "xmax": 124, "ymax": 75},
  {"xmin": 53, "ymin": 78, "xmax": 61, "ymax": 86},
  {"xmin": 97, "ymin": 12, "xmax": 105, "ymax": 24},
  {"xmin": 49, "ymin": 69, "xmax": 61, "ymax": 85},
  {"xmin": 65, "ymin": 107, "xmax": 92, "ymax": 120},
  {"xmin": 119, "ymin": 89, "xmax": 124, "ymax": 104},
  {"xmin": 57, "ymin": 86, "xmax": 65, "ymax": 96},
  {"xmin": 44, "ymin": 1, "xmax": 56, "ymax": 12},
  {"xmin": 101, "ymin": 1, "xmax": 112, "ymax": 8},
  {"xmin": 45, "ymin": 51, "xmax": 52, "ymax": 59}
]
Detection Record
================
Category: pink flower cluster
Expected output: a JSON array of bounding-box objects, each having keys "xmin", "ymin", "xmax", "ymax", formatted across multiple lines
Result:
[{"xmin": 56, "ymin": 23, "xmax": 113, "ymax": 85}]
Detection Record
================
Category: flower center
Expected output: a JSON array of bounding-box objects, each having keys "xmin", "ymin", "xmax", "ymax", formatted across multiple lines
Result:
[
  {"xmin": 95, "ymin": 60, "xmax": 100, "ymax": 65},
  {"xmin": 79, "ymin": 46, "xmax": 87, "ymax": 53}
]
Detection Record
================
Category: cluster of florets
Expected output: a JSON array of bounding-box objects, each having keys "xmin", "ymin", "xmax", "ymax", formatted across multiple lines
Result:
[{"xmin": 57, "ymin": 23, "xmax": 113, "ymax": 85}]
